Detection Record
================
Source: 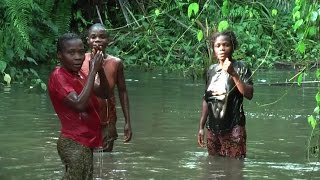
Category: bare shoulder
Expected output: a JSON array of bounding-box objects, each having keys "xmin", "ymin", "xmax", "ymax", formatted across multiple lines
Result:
[{"xmin": 106, "ymin": 54, "xmax": 123, "ymax": 64}]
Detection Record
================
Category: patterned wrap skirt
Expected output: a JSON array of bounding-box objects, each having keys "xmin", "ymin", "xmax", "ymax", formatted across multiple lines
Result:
[
  {"xmin": 57, "ymin": 135, "xmax": 94, "ymax": 180},
  {"xmin": 207, "ymin": 125, "xmax": 246, "ymax": 158}
]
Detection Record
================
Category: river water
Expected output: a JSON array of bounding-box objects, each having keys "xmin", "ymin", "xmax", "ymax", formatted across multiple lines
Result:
[{"xmin": 0, "ymin": 69, "xmax": 319, "ymax": 180}]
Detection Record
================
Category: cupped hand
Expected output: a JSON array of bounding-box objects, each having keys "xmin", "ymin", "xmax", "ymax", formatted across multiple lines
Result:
[
  {"xmin": 197, "ymin": 129, "xmax": 206, "ymax": 147},
  {"xmin": 90, "ymin": 50, "xmax": 104, "ymax": 73},
  {"xmin": 123, "ymin": 123, "xmax": 132, "ymax": 143},
  {"xmin": 222, "ymin": 58, "xmax": 236, "ymax": 76}
]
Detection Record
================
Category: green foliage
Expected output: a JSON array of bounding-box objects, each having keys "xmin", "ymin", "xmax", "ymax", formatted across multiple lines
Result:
[
  {"xmin": 0, "ymin": 0, "xmax": 77, "ymax": 91},
  {"xmin": 0, "ymin": 0, "xmax": 319, "ymax": 87},
  {"xmin": 308, "ymin": 115, "xmax": 317, "ymax": 130},
  {"xmin": 188, "ymin": 3, "xmax": 199, "ymax": 19},
  {"xmin": 218, "ymin": 20, "xmax": 229, "ymax": 32}
]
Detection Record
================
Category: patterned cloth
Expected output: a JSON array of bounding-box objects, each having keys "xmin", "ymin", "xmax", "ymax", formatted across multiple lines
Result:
[
  {"xmin": 207, "ymin": 125, "xmax": 246, "ymax": 158},
  {"xmin": 98, "ymin": 97, "xmax": 118, "ymax": 152},
  {"xmin": 57, "ymin": 136, "xmax": 93, "ymax": 180}
]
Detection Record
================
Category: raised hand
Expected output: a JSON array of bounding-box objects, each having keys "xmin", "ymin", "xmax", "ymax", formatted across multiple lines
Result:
[
  {"xmin": 222, "ymin": 58, "xmax": 237, "ymax": 76},
  {"xmin": 89, "ymin": 50, "xmax": 104, "ymax": 73}
]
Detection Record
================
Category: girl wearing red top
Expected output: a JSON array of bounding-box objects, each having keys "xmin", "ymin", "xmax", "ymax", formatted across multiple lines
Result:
[{"xmin": 48, "ymin": 33, "xmax": 110, "ymax": 179}]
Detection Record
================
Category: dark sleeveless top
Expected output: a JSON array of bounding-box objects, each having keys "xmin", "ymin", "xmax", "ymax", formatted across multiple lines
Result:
[{"xmin": 204, "ymin": 61, "xmax": 253, "ymax": 134}]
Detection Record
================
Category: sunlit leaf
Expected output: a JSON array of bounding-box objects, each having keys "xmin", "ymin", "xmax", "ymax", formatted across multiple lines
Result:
[
  {"xmin": 308, "ymin": 26, "xmax": 317, "ymax": 37},
  {"xmin": 293, "ymin": 19, "xmax": 303, "ymax": 31},
  {"xmin": 26, "ymin": 57, "xmax": 38, "ymax": 65},
  {"xmin": 0, "ymin": 60, "xmax": 7, "ymax": 73},
  {"xmin": 218, "ymin": 20, "xmax": 229, "ymax": 32},
  {"xmin": 197, "ymin": 30, "xmax": 203, "ymax": 42},
  {"xmin": 297, "ymin": 73, "xmax": 303, "ymax": 86},
  {"xmin": 155, "ymin": 9, "xmax": 160, "ymax": 16},
  {"xmin": 314, "ymin": 106, "xmax": 319, "ymax": 114},
  {"xmin": 308, "ymin": 115, "xmax": 317, "ymax": 129},
  {"xmin": 316, "ymin": 92, "xmax": 320, "ymax": 105},
  {"xmin": 41, "ymin": 82, "xmax": 47, "ymax": 91},
  {"xmin": 293, "ymin": 11, "xmax": 301, "ymax": 20},
  {"xmin": 310, "ymin": 11, "xmax": 318, "ymax": 22},
  {"xmin": 272, "ymin": 9, "xmax": 278, "ymax": 16},
  {"xmin": 296, "ymin": 41, "xmax": 306, "ymax": 54},
  {"xmin": 4, "ymin": 73, "xmax": 11, "ymax": 85},
  {"xmin": 222, "ymin": 0, "xmax": 229, "ymax": 17},
  {"xmin": 188, "ymin": 3, "xmax": 199, "ymax": 19},
  {"xmin": 249, "ymin": 11, "xmax": 253, "ymax": 18},
  {"xmin": 316, "ymin": 69, "xmax": 320, "ymax": 79}
]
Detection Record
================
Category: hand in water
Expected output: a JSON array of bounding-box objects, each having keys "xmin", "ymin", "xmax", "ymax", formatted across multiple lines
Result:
[
  {"xmin": 197, "ymin": 129, "xmax": 206, "ymax": 147},
  {"xmin": 123, "ymin": 123, "xmax": 132, "ymax": 143}
]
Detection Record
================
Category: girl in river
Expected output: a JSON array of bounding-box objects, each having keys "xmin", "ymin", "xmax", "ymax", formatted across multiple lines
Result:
[
  {"xmin": 197, "ymin": 31, "xmax": 254, "ymax": 158},
  {"xmin": 48, "ymin": 32, "xmax": 110, "ymax": 179}
]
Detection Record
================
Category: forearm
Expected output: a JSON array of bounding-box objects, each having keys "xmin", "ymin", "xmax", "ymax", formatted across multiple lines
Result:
[
  {"xmin": 231, "ymin": 73, "xmax": 253, "ymax": 100},
  {"xmin": 199, "ymin": 99, "xmax": 208, "ymax": 130},
  {"xmin": 120, "ymin": 91, "xmax": 131, "ymax": 125},
  {"xmin": 68, "ymin": 70, "xmax": 97, "ymax": 111},
  {"xmin": 95, "ymin": 69, "xmax": 110, "ymax": 98}
]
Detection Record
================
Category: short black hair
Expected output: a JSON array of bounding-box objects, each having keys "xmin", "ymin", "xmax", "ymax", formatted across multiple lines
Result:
[
  {"xmin": 211, "ymin": 31, "xmax": 238, "ymax": 51},
  {"xmin": 88, "ymin": 23, "xmax": 107, "ymax": 35},
  {"xmin": 56, "ymin": 33, "xmax": 81, "ymax": 52}
]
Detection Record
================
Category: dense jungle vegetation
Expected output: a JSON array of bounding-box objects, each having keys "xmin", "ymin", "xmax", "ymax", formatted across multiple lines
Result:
[
  {"xmin": 0, "ymin": 0, "xmax": 320, "ymax": 163},
  {"xmin": 0, "ymin": 0, "xmax": 319, "ymax": 86}
]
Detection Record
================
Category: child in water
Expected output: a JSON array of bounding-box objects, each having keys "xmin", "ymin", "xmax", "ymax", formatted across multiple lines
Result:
[
  {"xmin": 197, "ymin": 31, "xmax": 254, "ymax": 158},
  {"xmin": 81, "ymin": 23, "xmax": 132, "ymax": 152},
  {"xmin": 48, "ymin": 32, "xmax": 110, "ymax": 179}
]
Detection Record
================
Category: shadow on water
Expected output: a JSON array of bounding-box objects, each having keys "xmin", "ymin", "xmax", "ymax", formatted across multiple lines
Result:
[{"xmin": 0, "ymin": 69, "xmax": 320, "ymax": 179}]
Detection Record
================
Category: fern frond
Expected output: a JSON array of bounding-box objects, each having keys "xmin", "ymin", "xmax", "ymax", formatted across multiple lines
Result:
[
  {"xmin": 4, "ymin": 0, "xmax": 33, "ymax": 50},
  {"xmin": 51, "ymin": 0, "xmax": 74, "ymax": 34}
]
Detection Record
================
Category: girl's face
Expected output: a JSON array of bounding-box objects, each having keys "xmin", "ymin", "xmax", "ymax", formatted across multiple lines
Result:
[
  {"xmin": 213, "ymin": 35, "xmax": 233, "ymax": 61},
  {"xmin": 87, "ymin": 27, "xmax": 108, "ymax": 51},
  {"xmin": 57, "ymin": 39, "xmax": 85, "ymax": 73}
]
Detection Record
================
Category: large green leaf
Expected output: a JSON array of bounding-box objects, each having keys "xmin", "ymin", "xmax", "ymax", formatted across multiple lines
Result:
[
  {"xmin": 308, "ymin": 26, "xmax": 317, "ymax": 37},
  {"xmin": 308, "ymin": 115, "xmax": 317, "ymax": 129},
  {"xmin": 272, "ymin": 9, "xmax": 278, "ymax": 16},
  {"xmin": 197, "ymin": 30, "xmax": 203, "ymax": 42},
  {"xmin": 218, "ymin": 21, "xmax": 229, "ymax": 32},
  {"xmin": 222, "ymin": 0, "xmax": 229, "ymax": 17},
  {"xmin": 155, "ymin": 9, "xmax": 160, "ymax": 17},
  {"xmin": 296, "ymin": 41, "xmax": 306, "ymax": 54},
  {"xmin": 3, "ymin": 73, "xmax": 11, "ymax": 85},
  {"xmin": 293, "ymin": 19, "xmax": 304, "ymax": 31},
  {"xmin": 310, "ymin": 11, "xmax": 318, "ymax": 22},
  {"xmin": 188, "ymin": 3, "xmax": 199, "ymax": 19}
]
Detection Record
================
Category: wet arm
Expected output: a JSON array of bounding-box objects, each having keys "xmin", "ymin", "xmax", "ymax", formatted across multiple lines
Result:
[
  {"xmin": 94, "ymin": 68, "xmax": 110, "ymax": 99},
  {"xmin": 199, "ymin": 99, "xmax": 208, "ymax": 130},
  {"xmin": 117, "ymin": 62, "xmax": 131, "ymax": 126},
  {"xmin": 230, "ymin": 72, "xmax": 253, "ymax": 100},
  {"xmin": 198, "ymin": 99, "xmax": 208, "ymax": 147},
  {"xmin": 64, "ymin": 69, "xmax": 97, "ymax": 112}
]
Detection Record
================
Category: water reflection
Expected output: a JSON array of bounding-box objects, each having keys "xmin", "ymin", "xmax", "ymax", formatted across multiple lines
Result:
[
  {"xmin": 194, "ymin": 155, "xmax": 244, "ymax": 180},
  {"xmin": 0, "ymin": 70, "xmax": 320, "ymax": 179}
]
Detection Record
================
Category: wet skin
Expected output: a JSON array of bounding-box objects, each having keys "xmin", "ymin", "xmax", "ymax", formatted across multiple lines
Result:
[
  {"xmin": 86, "ymin": 26, "xmax": 133, "ymax": 143},
  {"xmin": 58, "ymin": 39, "xmax": 86, "ymax": 73},
  {"xmin": 58, "ymin": 38, "xmax": 109, "ymax": 112}
]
